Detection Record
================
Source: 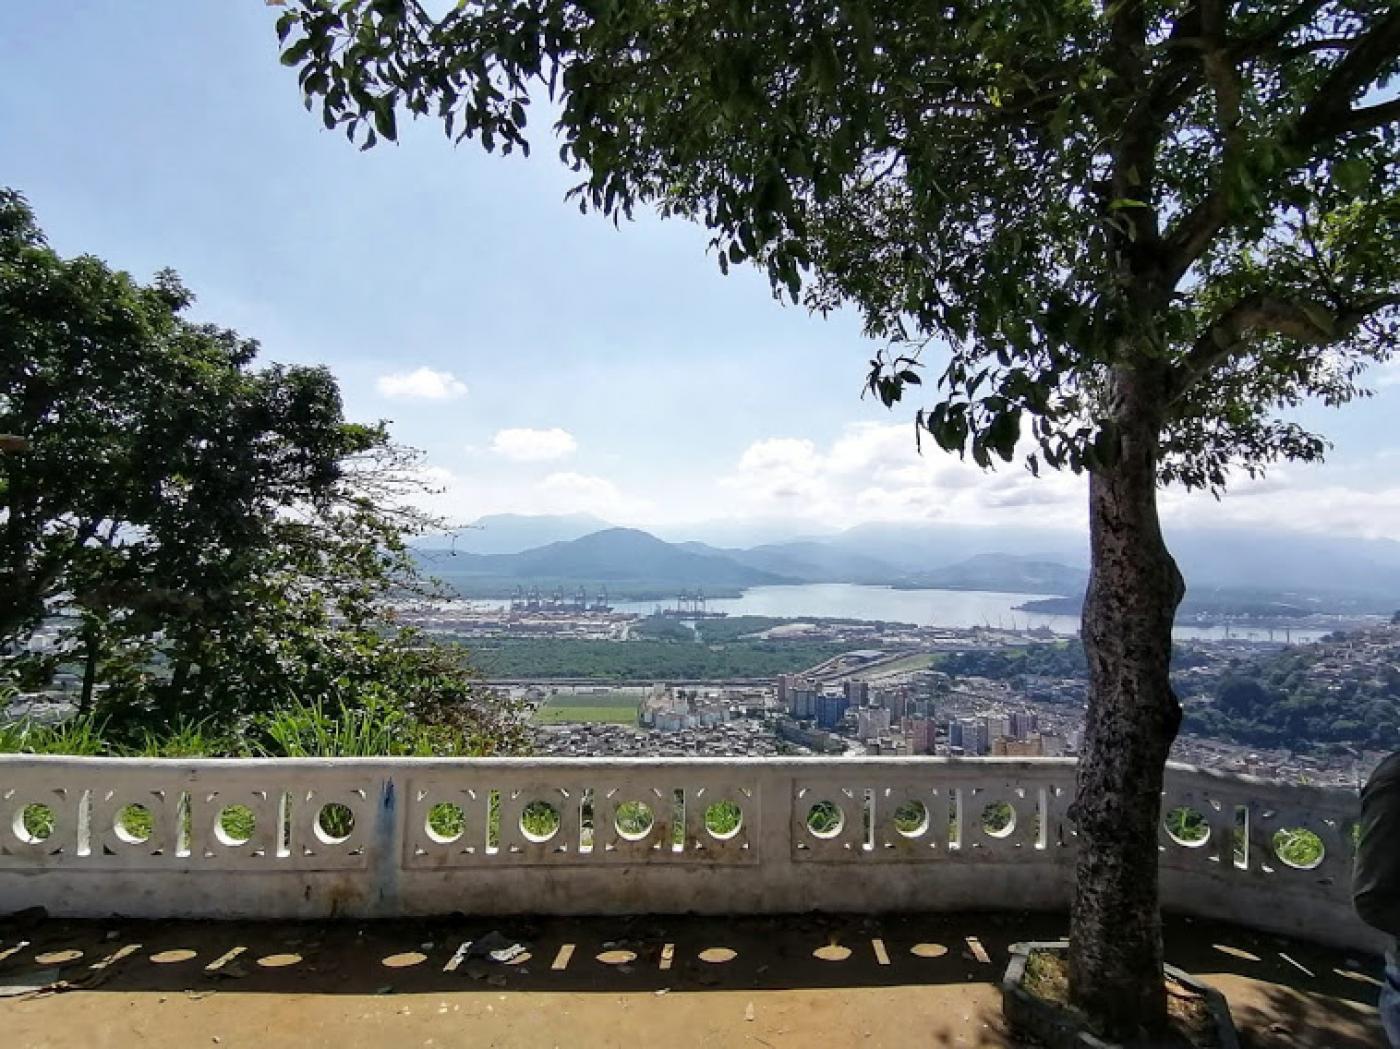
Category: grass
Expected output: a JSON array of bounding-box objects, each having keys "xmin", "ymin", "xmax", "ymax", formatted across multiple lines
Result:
[
  {"xmin": 534, "ymin": 705, "xmax": 640, "ymax": 725},
  {"xmin": 0, "ymin": 696, "xmax": 484, "ymax": 761},
  {"xmin": 705, "ymin": 800, "xmax": 742, "ymax": 837},
  {"xmin": 533, "ymin": 692, "xmax": 640, "ymax": 725},
  {"xmin": 1023, "ymin": 949, "xmax": 1218, "ymax": 1047},
  {"xmin": 0, "ymin": 714, "xmax": 110, "ymax": 756},
  {"xmin": 1165, "ymin": 806, "xmax": 1325, "ymax": 868}
]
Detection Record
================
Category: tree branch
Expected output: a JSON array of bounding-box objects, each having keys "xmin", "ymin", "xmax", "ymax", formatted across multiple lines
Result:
[
  {"xmin": 1336, "ymin": 96, "xmax": 1400, "ymax": 134},
  {"xmin": 1231, "ymin": 0, "xmax": 1327, "ymax": 62},
  {"xmin": 1294, "ymin": 7, "xmax": 1400, "ymax": 142},
  {"xmin": 1161, "ymin": 8, "xmax": 1400, "ymax": 286},
  {"xmin": 1171, "ymin": 291, "xmax": 1400, "ymax": 399}
]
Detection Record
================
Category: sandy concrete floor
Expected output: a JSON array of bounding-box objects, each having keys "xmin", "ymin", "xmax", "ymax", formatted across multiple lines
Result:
[{"xmin": 0, "ymin": 911, "xmax": 1386, "ymax": 1048}]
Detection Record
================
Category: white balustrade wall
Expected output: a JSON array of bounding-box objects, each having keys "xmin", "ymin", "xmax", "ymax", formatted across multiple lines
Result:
[{"xmin": 0, "ymin": 756, "xmax": 1381, "ymax": 953}]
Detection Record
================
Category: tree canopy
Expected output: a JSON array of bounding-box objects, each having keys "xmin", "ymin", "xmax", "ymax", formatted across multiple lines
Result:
[
  {"xmin": 0, "ymin": 189, "xmax": 521, "ymax": 750},
  {"xmin": 277, "ymin": 0, "xmax": 1399, "ymax": 488}
]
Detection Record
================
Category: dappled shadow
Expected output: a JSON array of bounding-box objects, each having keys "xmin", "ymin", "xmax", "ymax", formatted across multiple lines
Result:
[
  {"xmin": 1226, "ymin": 982, "xmax": 1384, "ymax": 1049},
  {"xmin": 0, "ymin": 909, "xmax": 1052, "ymax": 998},
  {"xmin": 0, "ymin": 910, "xmax": 1381, "ymax": 1048}
]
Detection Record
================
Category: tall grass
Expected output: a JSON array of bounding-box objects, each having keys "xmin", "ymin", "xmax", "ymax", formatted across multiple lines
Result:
[
  {"xmin": 0, "ymin": 697, "xmax": 473, "ymax": 760},
  {"xmin": 0, "ymin": 713, "xmax": 111, "ymax": 755},
  {"xmin": 253, "ymin": 697, "xmax": 453, "ymax": 757}
]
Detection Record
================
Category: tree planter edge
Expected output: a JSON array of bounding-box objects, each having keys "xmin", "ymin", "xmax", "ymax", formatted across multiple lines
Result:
[{"xmin": 1001, "ymin": 940, "xmax": 1241, "ymax": 1049}]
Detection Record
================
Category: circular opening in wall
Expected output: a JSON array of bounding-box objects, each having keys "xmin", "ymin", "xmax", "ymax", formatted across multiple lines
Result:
[
  {"xmin": 893, "ymin": 800, "xmax": 929, "ymax": 838},
  {"xmin": 614, "ymin": 801, "xmax": 654, "ymax": 841},
  {"xmin": 115, "ymin": 803, "xmax": 152, "ymax": 845},
  {"xmin": 215, "ymin": 805, "xmax": 256, "ymax": 846},
  {"xmin": 813, "ymin": 944, "xmax": 852, "ymax": 962},
  {"xmin": 806, "ymin": 801, "xmax": 844, "ymax": 839},
  {"xmin": 980, "ymin": 801, "xmax": 1015, "ymax": 838},
  {"xmin": 698, "ymin": 946, "xmax": 738, "ymax": 964},
  {"xmin": 317, "ymin": 803, "xmax": 355, "ymax": 844},
  {"xmin": 704, "ymin": 801, "xmax": 742, "ymax": 840},
  {"xmin": 15, "ymin": 803, "xmax": 55, "ymax": 844},
  {"xmin": 1272, "ymin": 827, "xmax": 1325, "ymax": 869},
  {"xmin": 426, "ymin": 802, "xmax": 464, "ymax": 843},
  {"xmin": 1163, "ymin": 806, "xmax": 1210, "ymax": 847},
  {"xmin": 521, "ymin": 800, "xmax": 561, "ymax": 843}
]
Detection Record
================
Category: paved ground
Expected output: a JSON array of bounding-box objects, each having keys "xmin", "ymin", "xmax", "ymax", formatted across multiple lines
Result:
[{"xmin": 0, "ymin": 910, "xmax": 1386, "ymax": 1048}]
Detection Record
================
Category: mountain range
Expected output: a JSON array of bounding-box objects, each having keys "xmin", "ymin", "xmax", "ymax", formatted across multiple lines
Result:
[{"xmin": 414, "ymin": 514, "xmax": 1400, "ymax": 612}]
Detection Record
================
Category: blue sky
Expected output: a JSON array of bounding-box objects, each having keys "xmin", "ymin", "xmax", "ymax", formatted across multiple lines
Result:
[{"xmin": 3, "ymin": 2, "xmax": 1398, "ymax": 543}]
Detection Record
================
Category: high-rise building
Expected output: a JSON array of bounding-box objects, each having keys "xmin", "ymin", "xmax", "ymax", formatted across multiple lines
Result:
[
  {"xmin": 886, "ymin": 688, "xmax": 908, "ymax": 721},
  {"xmin": 954, "ymin": 718, "xmax": 990, "ymax": 756},
  {"xmin": 904, "ymin": 716, "xmax": 935, "ymax": 755},
  {"xmin": 1009, "ymin": 711, "xmax": 1039, "ymax": 739},
  {"xmin": 777, "ymin": 674, "xmax": 791, "ymax": 708},
  {"xmin": 791, "ymin": 686, "xmax": 818, "ymax": 720},
  {"xmin": 857, "ymin": 706, "xmax": 891, "ymax": 741},
  {"xmin": 844, "ymin": 679, "xmax": 870, "ymax": 707},
  {"xmin": 905, "ymin": 696, "xmax": 934, "ymax": 720},
  {"xmin": 816, "ymin": 693, "xmax": 850, "ymax": 730},
  {"xmin": 985, "ymin": 715, "xmax": 1011, "ymax": 743}
]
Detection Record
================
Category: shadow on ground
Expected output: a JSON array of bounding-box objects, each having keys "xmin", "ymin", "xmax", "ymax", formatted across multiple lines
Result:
[{"xmin": 0, "ymin": 910, "xmax": 1385, "ymax": 1048}]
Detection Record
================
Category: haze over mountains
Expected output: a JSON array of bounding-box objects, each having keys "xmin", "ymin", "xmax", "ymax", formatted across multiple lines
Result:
[{"xmin": 417, "ymin": 514, "xmax": 1400, "ymax": 612}]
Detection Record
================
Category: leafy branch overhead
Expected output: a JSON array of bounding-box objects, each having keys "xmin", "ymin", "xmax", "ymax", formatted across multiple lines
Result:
[{"xmin": 277, "ymin": 0, "xmax": 1398, "ymax": 490}]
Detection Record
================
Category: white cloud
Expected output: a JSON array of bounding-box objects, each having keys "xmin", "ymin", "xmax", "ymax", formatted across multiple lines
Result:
[
  {"xmin": 1160, "ymin": 473, "xmax": 1400, "ymax": 541},
  {"xmin": 403, "ymin": 465, "xmax": 654, "ymax": 525},
  {"xmin": 721, "ymin": 422, "xmax": 1086, "ymax": 530},
  {"xmin": 530, "ymin": 472, "xmax": 651, "ymax": 518},
  {"xmin": 375, "ymin": 366, "xmax": 469, "ymax": 401},
  {"xmin": 490, "ymin": 427, "xmax": 578, "ymax": 462}
]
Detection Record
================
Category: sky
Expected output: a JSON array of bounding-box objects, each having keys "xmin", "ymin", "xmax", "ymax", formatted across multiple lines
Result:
[{"xmin": 2, "ymin": 2, "xmax": 1398, "ymax": 545}]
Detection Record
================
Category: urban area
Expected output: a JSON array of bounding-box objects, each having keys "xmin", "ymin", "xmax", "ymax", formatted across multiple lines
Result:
[{"xmin": 10, "ymin": 586, "xmax": 1396, "ymax": 787}]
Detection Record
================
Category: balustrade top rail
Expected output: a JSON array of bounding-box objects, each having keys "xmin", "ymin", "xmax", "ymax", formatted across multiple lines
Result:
[{"xmin": 0, "ymin": 755, "xmax": 1378, "ymax": 954}]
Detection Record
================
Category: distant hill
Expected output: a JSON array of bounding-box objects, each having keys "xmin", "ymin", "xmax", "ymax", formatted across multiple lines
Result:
[
  {"xmin": 415, "ymin": 513, "xmax": 1400, "ymax": 613},
  {"xmin": 1161, "ymin": 528, "xmax": 1400, "ymax": 602},
  {"xmin": 825, "ymin": 520, "xmax": 1089, "ymax": 571},
  {"xmin": 823, "ymin": 520, "xmax": 1400, "ymax": 609},
  {"xmin": 679, "ymin": 540, "xmax": 909, "ymax": 584},
  {"xmin": 910, "ymin": 554, "xmax": 1088, "ymax": 596},
  {"xmin": 425, "ymin": 527, "xmax": 792, "ymax": 594}
]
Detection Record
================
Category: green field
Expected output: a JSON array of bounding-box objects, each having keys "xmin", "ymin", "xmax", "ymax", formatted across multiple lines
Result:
[
  {"xmin": 533, "ymin": 692, "xmax": 640, "ymax": 725},
  {"xmin": 463, "ymin": 637, "xmax": 846, "ymax": 680}
]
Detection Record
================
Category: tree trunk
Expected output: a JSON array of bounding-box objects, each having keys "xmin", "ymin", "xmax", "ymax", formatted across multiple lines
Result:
[
  {"xmin": 78, "ymin": 620, "xmax": 100, "ymax": 717},
  {"xmin": 1068, "ymin": 364, "xmax": 1185, "ymax": 1037}
]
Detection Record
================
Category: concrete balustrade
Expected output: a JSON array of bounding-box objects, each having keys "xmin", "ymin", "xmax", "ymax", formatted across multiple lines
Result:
[{"xmin": 0, "ymin": 755, "xmax": 1382, "ymax": 953}]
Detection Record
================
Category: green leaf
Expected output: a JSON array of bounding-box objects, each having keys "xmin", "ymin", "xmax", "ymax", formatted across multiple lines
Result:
[
  {"xmin": 373, "ymin": 101, "xmax": 397, "ymax": 142},
  {"xmin": 1333, "ymin": 157, "xmax": 1370, "ymax": 195}
]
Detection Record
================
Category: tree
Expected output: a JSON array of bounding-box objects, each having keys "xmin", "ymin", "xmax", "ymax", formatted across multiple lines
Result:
[
  {"xmin": 0, "ymin": 189, "xmax": 522, "ymax": 751},
  {"xmin": 273, "ymin": 1, "xmax": 1399, "ymax": 1034}
]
